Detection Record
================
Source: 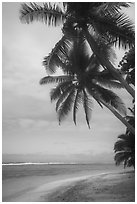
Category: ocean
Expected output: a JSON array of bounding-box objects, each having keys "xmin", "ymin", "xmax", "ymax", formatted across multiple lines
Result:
[
  {"xmin": 2, "ymin": 163, "xmax": 123, "ymax": 202},
  {"xmin": 2, "ymin": 163, "xmax": 119, "ymax": 179}
]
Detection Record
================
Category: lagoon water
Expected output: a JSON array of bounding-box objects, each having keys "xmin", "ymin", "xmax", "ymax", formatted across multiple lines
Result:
[{"xmin": 2, "ymin": 163, "xmax": 123, "ymax": 201}]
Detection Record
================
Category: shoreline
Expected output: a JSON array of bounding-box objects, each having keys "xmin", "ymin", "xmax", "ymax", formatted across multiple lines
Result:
[
  {"xmin": 45, "ymin": 170, "xmax": 135, "ymax": 202},
  {"xmin": 3, "ymin": 169, "xmax": 135, "ymax": 202}
]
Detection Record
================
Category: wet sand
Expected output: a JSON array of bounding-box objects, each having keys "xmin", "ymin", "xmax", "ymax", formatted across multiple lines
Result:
[{"xmin": 3, "ymin": 170, "xmax": 134, "ymax": 202}]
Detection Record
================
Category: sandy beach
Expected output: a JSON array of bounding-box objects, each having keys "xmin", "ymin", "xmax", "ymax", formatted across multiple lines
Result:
[
  {"xmin": 3, "ymin": 167, "xmax": 134, "ymax": 202},
  {"xmin": 46, "ymin": 170, "xmax": 135, "ymax": 202}
]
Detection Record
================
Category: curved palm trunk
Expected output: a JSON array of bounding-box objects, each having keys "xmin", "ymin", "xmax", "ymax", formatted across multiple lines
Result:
[
  {"xmin": 85, "ymin": 30, "xmax": 135, "ymax": 98},
  {"xmin": 92, "ymin": 93, "xmax": 135, "ymax": 134},
  {"xmin": 100, "ymin": 100, "xmax": 135, "ymax": 135}
]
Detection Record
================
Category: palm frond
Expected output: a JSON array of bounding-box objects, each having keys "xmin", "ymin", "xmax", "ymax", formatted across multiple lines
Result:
[
  {"xmin": 114, "ymin": 130, "xmax": 135, "ymax": 168},
  {"xmin": 114, "ymin": 133, "xmax": 135, "ymax": 151},
  {"xmin": 114, "ymin": 140, "xmax": 128, "ymax": 153},
  {"xmin": 39, "ymin": 75, "xmax": 73, "ymax": 85},
  {"xmin": 126, "ymin": 156, "xmax": 135, "ymax": 168},
  {"xmin": 82, "ymin": 89, "xmax": 93, "ymax": 128},
  {"xmin": 43, "ymin": 55, "xmax": 60, "ymax": 75},
  {"xmin": 95, "ymin": 85, "xmax": 127, "ymax": 116},
  {"xmin": 118, "ymin": 134, "xmax": 135, "ymax": 148},
  {"xmin": 86, "ymin": 33, "xmax": 116, "ymax": 63},
  {"xmin": 43, "ymin": 36, "xmax": 72, "ymax": 74},
  {"xmin": 44, "ymin": 35, "xmax": 92, "ymax": 76},
  {"xmin": 123, "ymin": 159, "xmax": 128, "ymax": 168},
  {"xmin": 96, "ymin": 2, "xmax": 130, "ymax": 16},
  {"xmin": 91, "ymin": 12, "xmax": 134, "ymax": 49},
  {"xmin": 118, "ymin": 134, "xmax": 127, "ymax": 140},
  {"xmin": 94, "ymin": 98, "xmax": 103, "ymax": 109},
  {"xmin": 57, "ymin": 88, "xmax": 76, "ymax": 123},
  {"xmin": 73, "ymin": 89, "xmax": 83, "ymax": 125},
  {"xmin": 20, "ymin": 2, "xmax": 66, "ymax": 26},
  {"xmin": 114, "ymin": 151, "xmax": 132, "ymax": 166},
  {"xmin": 56, "ymin": 84, "xmax": 75, "ymax": 111},
  {"xmin": 50, "ymin": 81, "xmax": 72, "ymax": 101},
  {"xmin": 96, "ymin": 78, "xmax": 124, "ymax": 89},
  {"xmin": 86, "ymin": 86, "xmax": 103, "ymax": 109}
]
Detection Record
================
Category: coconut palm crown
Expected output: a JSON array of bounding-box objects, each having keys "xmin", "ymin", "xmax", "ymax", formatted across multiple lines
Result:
[
  {"xmin": 20, "ymin": 2, "xmax": 134, "ymax": 48},
  {"xmin": 20, "ymin": 2, "xmax": 135, "ymax": 132},
  {"xmin": 20, "ymin": 2, "xmax": 135, "ymax": 97},
  {"xmin": 40, "ymin": 37, "xmax": 126, "ymax": 128},
  {"xmin": 114, "ymin": 133, "xmax": 135, "ymax": 169}
]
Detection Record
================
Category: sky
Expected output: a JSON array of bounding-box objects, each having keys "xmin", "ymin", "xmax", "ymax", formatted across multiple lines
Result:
[{"xmin": 2, "ymin": 2, "xmax": 134, "ymax": 163}]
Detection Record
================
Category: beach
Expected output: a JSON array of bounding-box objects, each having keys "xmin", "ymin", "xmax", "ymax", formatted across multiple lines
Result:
[
  {"xmin": 46, "ymin": 171, "xmax": 135, "ymax": 202},
  {"xmin": 2, "ymin": 164, "xmax": 135, "ymax": 202}
]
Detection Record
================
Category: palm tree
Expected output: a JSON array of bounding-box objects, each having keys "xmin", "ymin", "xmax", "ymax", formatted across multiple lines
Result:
[
  {"xmin": 114, "ymin": 133, "xmax": 135, "ymax": 169},
  {"xmin": 39, "ymin": 37, "xmax": 134, "ymax": 134},
  {"xmin": 64, "ymin": 2, "xmax": 135, "ymax": 97},
  {"xmin": 114, "ymin": 104, "xmax": 135, "ymax": 169},
  {"xmin": 20, "ymin": 2, "xmax": 135, "ymax": 133},
  {"xmin": 20, "ymin": 2, "xmax": 135, "ymax": 98}
]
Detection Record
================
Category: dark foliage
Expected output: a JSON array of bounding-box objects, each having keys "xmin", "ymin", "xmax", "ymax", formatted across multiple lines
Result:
[
  {"xmin": 114, "ymin": 107, "xmax": 135, "ymax": 169},
  {"xmin": 20, "ymin": 2, "xmax": 134, "ymax": 129},
  {"xmin": 119, "ymin": 47, "xmax": 135, "ymax": 85}
]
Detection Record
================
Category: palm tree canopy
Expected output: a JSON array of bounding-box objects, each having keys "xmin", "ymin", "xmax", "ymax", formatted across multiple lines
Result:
[
  {"xmin": 20, "ymin": 2, "xmax": 135, "ymax": 99},
  {"xmin": 20, "ymin": 2, "xmax": 134, "ymax": 130},
  {"xmin": 114, "ymin": 133, "xmax": 135, "ymax": 168},
  {"xmin": 42, "ymin": 33, "xmax": 117, "ymax": 76},
  {"xmin": 40, "ymin": 38, "xmax": 126, "ymax": 127},
  {"xmin": 20, "ymin": 2, "xmax": 134, "ymax": 48}
]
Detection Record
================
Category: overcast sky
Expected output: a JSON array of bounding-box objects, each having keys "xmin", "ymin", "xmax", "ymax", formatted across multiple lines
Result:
[{"xmin": 2, "ymin": 3, "xmax": 134, "ymax": 163}]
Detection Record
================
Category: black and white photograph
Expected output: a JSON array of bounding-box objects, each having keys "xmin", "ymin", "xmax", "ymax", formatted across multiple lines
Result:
[{"xmin": 2, "ymin": 2, "xmax": 135, "ymax": 202}]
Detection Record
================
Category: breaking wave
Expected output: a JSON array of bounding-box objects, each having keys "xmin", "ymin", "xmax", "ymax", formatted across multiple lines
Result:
[{"xmin": 2, "ymin": 162, "xmax": 77, "ymax": 166}]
